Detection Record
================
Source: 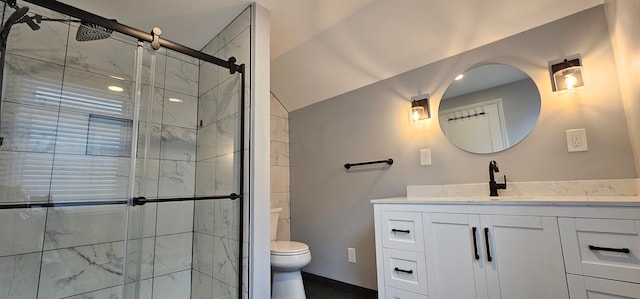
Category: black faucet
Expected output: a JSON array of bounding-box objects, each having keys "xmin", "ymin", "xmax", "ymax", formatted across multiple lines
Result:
[{"xmin": 489, "ymin": 160, "xmax": 507, "ymax": 196}]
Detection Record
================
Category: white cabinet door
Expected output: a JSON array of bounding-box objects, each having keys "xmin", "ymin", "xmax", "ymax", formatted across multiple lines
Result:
[
  {"xmin": 424, "ymin": 214, "xmax": 568, "ymax": 299},
  {"xmin": 481, "ymin": 215, "xmax": 568, "ymax": 299},
  {"xmin": 424, "ymin": 213, "xmax": 488, "ymax": 299},
  {"xmin": 567, "ymin": 274, "xmax": 640, "ymax": 299}
]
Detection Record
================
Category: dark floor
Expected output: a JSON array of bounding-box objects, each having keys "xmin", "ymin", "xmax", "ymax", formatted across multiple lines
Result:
[
  {"xmin": 302, "ymin": 273, "xmax": 377, "ymax": 299},
  {"xmin": 304, "ymin": 279, "xmax": 368, "ymax": 299}
]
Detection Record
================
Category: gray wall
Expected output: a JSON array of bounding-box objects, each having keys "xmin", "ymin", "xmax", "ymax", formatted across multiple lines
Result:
[{"xmin": 289, "ymin": 6, "xmax": 637, "ymax": 289}]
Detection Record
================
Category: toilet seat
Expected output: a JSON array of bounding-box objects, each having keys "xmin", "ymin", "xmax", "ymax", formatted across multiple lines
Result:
[{"xmin": 271, "ymin": 241, "xmax": 309, "ymax": 256}]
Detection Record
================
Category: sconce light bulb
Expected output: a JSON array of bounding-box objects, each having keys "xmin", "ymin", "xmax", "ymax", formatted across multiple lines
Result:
[
  {"xmin": 565, "ymin": 74, "xmax": 577, "ymax": 90},
  {"xmin": 411, "ymin": 105, "xmax": 425, "ymax": 122},
  {"xmin": 455, "ymin": 74, "xmax": 464, "ymax": 81}
]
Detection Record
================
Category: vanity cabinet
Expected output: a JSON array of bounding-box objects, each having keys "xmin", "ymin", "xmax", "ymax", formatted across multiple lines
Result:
[
  {"xmin": 373, "ymin": 200, "xmax": 640, "ymax": 299},
  {"xmin": 423, "ymin": 213, "xmax": 567, "ymax": 299}
]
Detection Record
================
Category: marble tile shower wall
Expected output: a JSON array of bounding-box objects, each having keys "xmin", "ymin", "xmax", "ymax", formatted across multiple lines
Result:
[
  {"xmin": 0, "ymin": 3, "xmax": 245, "ymax": 298},
  {"xmin": 270, "ymin": 94, "xmax": 290, "ymax": 241},
  {"xmin": 191, "ymin": 7, "xmax": 250, "ymax": 299}
]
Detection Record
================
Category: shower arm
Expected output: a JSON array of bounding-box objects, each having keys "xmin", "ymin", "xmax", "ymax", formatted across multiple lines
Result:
[
  {"xmin": 33, "ymin": 15, "xmax": 81, "ymax": 23},
  {"xmin": 19, "ymin": 14, "xmax": 81, "ymax": 25}
]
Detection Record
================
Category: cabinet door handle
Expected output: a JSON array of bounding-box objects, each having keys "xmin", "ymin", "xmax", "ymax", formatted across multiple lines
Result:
[
  {"xmin": 589, "ymin": 245, "xmax": 630, "ymax": 254},
  {"xmin": 472, "ymin": 227, "xmax": 480, "ymax": 260},
  {"xmin": 391, "ymin": 229, "xmax": 410, "ymax": 234},
  {"xmin": 394, "ymin": 267, "xmax": 414, "ymax": 274},
  {"xmin": 484, "ymin": 227, "xmax": 492, "ymax": 262}
]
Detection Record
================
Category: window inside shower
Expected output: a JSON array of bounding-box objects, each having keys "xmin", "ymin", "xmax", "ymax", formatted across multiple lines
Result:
[{"xmin": 0, "ymin": 1, "xmax": 250, "ymax": 298}]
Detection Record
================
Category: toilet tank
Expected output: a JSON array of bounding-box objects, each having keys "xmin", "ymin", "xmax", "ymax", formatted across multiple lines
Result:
[{"xmin": 270, "ymin": 208, "xmax": 283, "ymax": 241}]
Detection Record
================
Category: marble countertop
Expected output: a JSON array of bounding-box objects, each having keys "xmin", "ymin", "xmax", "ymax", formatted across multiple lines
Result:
[
  {"xmin": 379, "ymin": 179, "xmax": 640, "ymax": 205},
  {"xmin": 371, "ymin": 195, "xmax": 640, "ymax": 206},
  {"xmin": 371, "ymin": 180, "xmax": 640, "ymax": 220}
]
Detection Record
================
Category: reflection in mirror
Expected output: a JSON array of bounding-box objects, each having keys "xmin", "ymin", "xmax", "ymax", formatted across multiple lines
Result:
[{"xmin": 438, "ymin": 64, "xmax": 541, "ymax": 154}]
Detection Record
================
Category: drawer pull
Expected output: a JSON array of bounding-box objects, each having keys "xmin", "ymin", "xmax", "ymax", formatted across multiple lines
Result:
[
  {"xmin": 394, "ymin": 267, "xmax": 414, "ymax": 274},
  {"xmin": 391, "ymin": 229, "xmax": 411, "ymax": 234},
  {"xmin": 588, "ymin": 245, "xmax": 631, "ymax": 254},
  {"xmin": 472, "ymin": 227, "xmax": 480, "ymax": 260}
]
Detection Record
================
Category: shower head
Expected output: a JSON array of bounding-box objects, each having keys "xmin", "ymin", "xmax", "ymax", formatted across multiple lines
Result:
[
  {"xmin": 0, "ymin": 6, "xmax": 28, "ymax": 41},
  {"xmin": 75, "ymin": 20, "xmax": 113, "ymax": 41}
]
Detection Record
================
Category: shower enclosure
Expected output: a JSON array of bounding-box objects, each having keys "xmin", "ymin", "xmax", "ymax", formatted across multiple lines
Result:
[{"xmin": 0, "ymin": 1, "xmax": 247, "ymax": 298}]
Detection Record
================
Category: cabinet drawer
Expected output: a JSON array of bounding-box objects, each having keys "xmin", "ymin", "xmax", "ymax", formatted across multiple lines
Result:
[
  {"xmin": 567, "ymin": 274, "xmax": 640, "ymax": 299},
  {"xmin": 559, "ymin": 218, "xmax": 640, "ymax": 283},
  {"xmin": 380, "ymin": 211, "xmax": 424, "ymax": 252},
  {"xmin": 382, "ymin": 248, "xmax": 428, "ymax": 295},
  {"xmin": 385, "ymin": 287, "xmax": 428, "ymax": 299}
]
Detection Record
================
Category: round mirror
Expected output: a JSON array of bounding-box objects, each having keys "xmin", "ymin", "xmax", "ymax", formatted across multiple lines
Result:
[{"xmin": 438, "ymin": 64, "xmax": 541, "ymax": 154}]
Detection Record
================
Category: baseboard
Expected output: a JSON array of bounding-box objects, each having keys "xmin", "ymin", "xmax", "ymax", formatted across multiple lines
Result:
[{"xmin": 301, "ymin": 272, "xmax": 378, "ymax": 298}]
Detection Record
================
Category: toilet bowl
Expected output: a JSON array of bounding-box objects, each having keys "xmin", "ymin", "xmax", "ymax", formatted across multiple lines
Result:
[{"xmin": 271, "ymin": 208, "xmax": 311, "ymax": 299}]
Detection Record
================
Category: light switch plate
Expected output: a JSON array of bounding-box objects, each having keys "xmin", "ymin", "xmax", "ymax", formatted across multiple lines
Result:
[
  {"xmin": 566, "ymin": 128, "xmax": 588, "ymax": 152},
  {"xmin": 420, "ymin": 149, "xmax": 432, "ymax": 166}
]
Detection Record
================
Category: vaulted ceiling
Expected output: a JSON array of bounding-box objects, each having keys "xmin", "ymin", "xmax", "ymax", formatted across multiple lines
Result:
[{"xmin": 58, "ymin": 0, "xmax": 603, "ymax": 111}]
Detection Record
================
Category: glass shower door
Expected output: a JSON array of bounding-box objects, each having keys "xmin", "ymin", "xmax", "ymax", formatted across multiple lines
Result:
[
  {"xmin": 129, "ymin": 50, "xmax": 245, "ymax": 299},
  {"xmin": 0, "ymin": 1, "xmax": 152, "ymax": 297},
  {"xmin": 191, "ymin": 62, "xmax": 244, "ymax": 299},
  {"xmin": 1, "ymin": 2, "xmax": 246, "ymax": 298}
]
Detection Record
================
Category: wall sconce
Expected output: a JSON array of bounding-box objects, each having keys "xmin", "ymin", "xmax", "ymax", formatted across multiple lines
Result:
[
  {"xmin": 410, "ymin": 94, "xmax": 431, "ymax": 122},
  {"xmin": 550, "ymin": 58, "xmax": 585, "ymax": 92}
]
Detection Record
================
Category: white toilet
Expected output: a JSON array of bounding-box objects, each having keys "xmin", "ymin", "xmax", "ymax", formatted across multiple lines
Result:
[{"xmin": 270, "ymin": 208, "xmax": 312, "ymax": 299}]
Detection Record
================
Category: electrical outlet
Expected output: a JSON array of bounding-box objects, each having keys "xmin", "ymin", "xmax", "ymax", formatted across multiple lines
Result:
[
  {"xmin": 348, "ymin": 247, "xmax": 357, "ymax": 263},
  {"xmin": 566, "ymin": 128, "xmax": 588, "ymax": 152}
]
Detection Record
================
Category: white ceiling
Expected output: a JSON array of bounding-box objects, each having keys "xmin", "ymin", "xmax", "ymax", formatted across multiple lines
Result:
[{"xmin": 56, "ymin": 0, "xmax": 603, "ymax": 111}]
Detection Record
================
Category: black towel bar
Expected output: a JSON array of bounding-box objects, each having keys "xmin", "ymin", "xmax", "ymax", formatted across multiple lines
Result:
[{"xmin": 344, "ymin": 158, "xmax": 393, "ymax": 169}]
